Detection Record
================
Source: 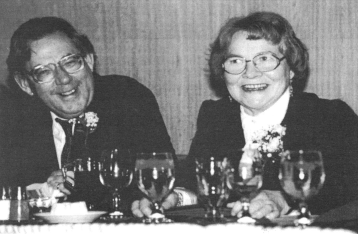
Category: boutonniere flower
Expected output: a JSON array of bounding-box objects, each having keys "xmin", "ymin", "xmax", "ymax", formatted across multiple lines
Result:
[
  {"xmin": 71, "ymin": 111, "xmax": 99, "ymax": 133},
  {"xmin": 252, "ymin": 124, "xmax": 286, "ymax": 158},
  {"xmin": 83, "ymin": 112, "xmax": 99, "ymax": 133},
  {"xmin": 69, "ymin": 112, "xmax": 99, "ymax": 149}
]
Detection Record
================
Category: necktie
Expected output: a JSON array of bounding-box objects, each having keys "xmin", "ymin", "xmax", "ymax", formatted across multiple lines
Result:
[{"xmin": 56, "ymin": 118, "xmax": 74, "ymax": 168}]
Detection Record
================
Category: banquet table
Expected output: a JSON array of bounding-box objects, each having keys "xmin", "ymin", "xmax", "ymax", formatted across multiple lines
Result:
[
  {"xmin": 1, "ymin": 205, "xmax": 358, "ymax": 234},
  {"xmin": 0, "ymin": 222, "xmax": 355, "ymax": 234}
]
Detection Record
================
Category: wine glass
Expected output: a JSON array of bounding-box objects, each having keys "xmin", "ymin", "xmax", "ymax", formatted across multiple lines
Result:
[
  {"xmin": 279, "ymin": 150, "xmax": 325, "ymax": 226},
  {"xmin": 195, "ymin": 155, "xmax": 231, "ymax": 222},
  {"xmin": 99, "ymin": 148, "xmax": 133, "ymax": 219},
  {"xmin": 225, "ymin": 148, "xmax": 263, "ymax": 223},
  {"xmin": 64, "ymin": 157, "xmax": 107, "ymax": 211},
  {"xmin": 134, "ymin": 152, "xmax": 175, "ymax": 223}
]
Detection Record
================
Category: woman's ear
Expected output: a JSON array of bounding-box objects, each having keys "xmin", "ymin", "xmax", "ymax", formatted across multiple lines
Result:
[
  {"xmin": 14, "ymin": 73, "xmax": 34, "ymax": 96},
  {"xmin": 290, "ymin": 70, "xmax": 295, "ymax": 79},
  {"xmin": 84, "ymin": 53, "xmax": 94, "ymax": 71}
]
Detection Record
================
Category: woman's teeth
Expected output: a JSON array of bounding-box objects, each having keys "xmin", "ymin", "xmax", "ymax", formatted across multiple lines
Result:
[{"xmin": 242, "ymin": 84, "xmax": 268, "ymax": 91}]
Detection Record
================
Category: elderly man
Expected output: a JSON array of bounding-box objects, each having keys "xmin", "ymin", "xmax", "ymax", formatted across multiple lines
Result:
[{"xmin": 5, "ymin": 16, "xmax": 177, "ymax": 213}]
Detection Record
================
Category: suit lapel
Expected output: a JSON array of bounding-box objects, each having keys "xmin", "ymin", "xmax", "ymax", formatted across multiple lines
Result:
[
  {"xmin": 81, "ymin": 99, "xmax": 103, "ymax": 159},
  {"xmin": 84, "ymin": 85, "xmax": 117, "ymax": 158},
  {"xmin": 229, "ymin": 101, "xmax": 246, "ymax": 149},
  {"xmin": 216, "ymin": 99, "xmax": 245, "ymax": 152}
]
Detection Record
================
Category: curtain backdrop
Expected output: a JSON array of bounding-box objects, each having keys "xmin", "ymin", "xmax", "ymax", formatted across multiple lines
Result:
[{"xmin": 1, "ymin": 0, "xmax": 357, "ymax": 154}]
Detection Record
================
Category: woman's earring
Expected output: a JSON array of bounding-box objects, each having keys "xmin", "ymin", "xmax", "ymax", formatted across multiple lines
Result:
[{"xmin": 289, "ymin": 82, "xmax": 293, "ymax": 97}]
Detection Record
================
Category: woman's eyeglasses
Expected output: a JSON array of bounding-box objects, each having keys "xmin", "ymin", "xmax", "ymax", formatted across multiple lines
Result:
[{"xmin": 222, "ymin": 52, "xmax": 285, "ymax": 75}]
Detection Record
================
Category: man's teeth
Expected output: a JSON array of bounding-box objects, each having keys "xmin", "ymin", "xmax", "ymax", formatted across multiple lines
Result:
[
  {"xmin": 242, "ymin": 84, "xmax": 268, "ymax": 91},
  {"xmin": 61, "ymin": 89, "xmax": 75, "ymax": 96}
]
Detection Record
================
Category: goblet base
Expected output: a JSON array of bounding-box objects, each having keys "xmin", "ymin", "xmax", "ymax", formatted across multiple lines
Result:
[
  {"xmin": 201, "ymin": 208, "xmax": 228, "ymax": 224},
  {"xmin": 294, "ymin": 217, "xmax": 313, "ymax": 226},
  {"xmin": 237, "ymin": 216, "xmax": 256, "ymax": 224},
  {"xmin": 142, "ymin": 216, "xmax": 173, "ymax": 224},
  {"xmin": 109, "ymin": 211, "xmax": 123, "ymax": 216},
  {"xmin": 99, "ymin": 215, "xmax": 133, "ymax": 223},
  {"xmin": 107, "ymin": 211, "xmax": 125, "ymax": 220}
]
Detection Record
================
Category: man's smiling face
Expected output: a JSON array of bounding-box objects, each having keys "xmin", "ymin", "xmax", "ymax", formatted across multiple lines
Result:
[
  {"xmin": 224, "ymin": 31, "xmax": 294, "ymax": 116},
  {"xmin": 25, "ymin": 32, "xmax": 95, "ymax": 119}
]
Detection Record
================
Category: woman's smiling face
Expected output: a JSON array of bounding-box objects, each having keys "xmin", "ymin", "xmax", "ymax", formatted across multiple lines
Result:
[{"xmin": 224, "ymin": 31, "xmax": 294, "ymax": 116}]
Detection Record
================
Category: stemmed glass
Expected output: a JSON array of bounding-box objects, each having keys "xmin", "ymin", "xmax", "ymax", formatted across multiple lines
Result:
[
  {"xmin": 225, "ymin": 148, "xmax": 263, "ymax": 223},
  {"xmin": 195, "ymin": 155, "xmax": 231, "ymax": 222},
  {"xmin": 99, "ymin": 148, "xmax": 134, "ymax": 219},
  {"xmin": 279, "ymin": 150, "xmax": 325, "ymax": 226},
  {"xmin": 134, "ymin": 152, "xmax": 175, "ymax": 223},
  {"xmin": 64, "ymin": 157, "xmax": 106, "ymax": 211}
]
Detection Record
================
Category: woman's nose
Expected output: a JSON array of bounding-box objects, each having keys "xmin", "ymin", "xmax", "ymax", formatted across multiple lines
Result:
[
  {"xmin": 54, "ymin": 66, "xmax": 73, "ymax": 85},
  {"xmin": 242, "ymin": 61, "xmax": 262, "ymax": 79}
]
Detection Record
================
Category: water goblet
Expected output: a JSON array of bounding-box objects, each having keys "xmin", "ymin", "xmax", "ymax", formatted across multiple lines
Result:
[
  {"xmin": 279, "ymin": 150, "xmax": 325, "ymax": 226},
  {"xmin": 65, "ymin": 157, "xmax": 106, "ymax": 211},
  {"xmin": 225, "ymin": 149, "xmax": 263, "ymax": 224},
  {"xmin": 134, "ymin": 152, "xmax": 175, "ymax": 223},
  {"xmin": 99, "ymin": 148, "xmax": 133, "ymax": 219},
  {"xmin": 195, "ymin": 155, "xmax": 231, "ymax": 223}
]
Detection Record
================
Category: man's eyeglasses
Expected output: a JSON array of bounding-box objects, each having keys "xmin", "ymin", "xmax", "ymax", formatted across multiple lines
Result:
[
  {"xmin": 222, "ymin": 52, "xmax": 285, "ymax": 75},
  {"xmin": 27, "ymin": 54, "xmax": 85, "ymax": 84}
]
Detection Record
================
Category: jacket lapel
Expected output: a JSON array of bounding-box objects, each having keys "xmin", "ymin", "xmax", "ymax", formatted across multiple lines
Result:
[{"xmin": 229, "ymin": 100, "xmax": 246, "ymax": 149}]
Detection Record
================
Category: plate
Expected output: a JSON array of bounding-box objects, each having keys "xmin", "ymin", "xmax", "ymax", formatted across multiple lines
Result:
[{"xmin": 33, "ymin": 211, "xmax": 107, "ymax": 223}]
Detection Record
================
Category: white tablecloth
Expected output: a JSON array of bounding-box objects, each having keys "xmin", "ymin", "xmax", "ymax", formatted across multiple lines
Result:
[{"xmin": 0, "ymin": 223, "xmax": 355, "ymax": 234}]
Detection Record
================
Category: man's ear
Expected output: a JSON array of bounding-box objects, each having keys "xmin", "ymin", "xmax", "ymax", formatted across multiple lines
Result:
[
  {"xmin": 14, "ymin": 73, "xmax": 34, "ymax": 96},
  {"xmin": 84, "ymin": 53, "xmax": 94, "ymax": 71}
]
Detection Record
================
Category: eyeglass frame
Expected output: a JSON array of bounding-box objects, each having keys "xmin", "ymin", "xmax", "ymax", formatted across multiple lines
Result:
[
  {"xmin": 222, "ymin": 52, "xmax": 286, "ymax": 75},
  {"xmin": 26, "ymin": 54, "xmax": 86, "ymax": 84}
]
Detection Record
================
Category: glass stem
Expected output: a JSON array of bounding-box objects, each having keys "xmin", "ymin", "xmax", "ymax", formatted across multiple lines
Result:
[
  {"xmin": 152, "ymin": 202, "xmax": 163, "ymax": 214},
  {"xmin": 298, "ymin": 202, "xmax": 310, "ymax": 219},
  {"xmin": 111, "ymin": 188, "xmax": 123, "ymax": 215},
  {"xmin": 241, "ymin": 197, "xmax": 251, "ymax": 217}
]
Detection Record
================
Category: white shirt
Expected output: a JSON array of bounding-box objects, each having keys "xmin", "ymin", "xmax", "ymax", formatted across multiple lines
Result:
[
  {"xmin": 50, "ymin": 112, "xmax": 75, "ymax": 168},
  {"xmin": 240, "ymin": 88, "xmax": 290, "ymax": 149}
]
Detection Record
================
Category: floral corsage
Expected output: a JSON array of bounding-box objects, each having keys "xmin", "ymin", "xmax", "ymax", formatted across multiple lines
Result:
[{"xmin": 252, "ymin": 124, "xmax": 286, "ymax": 159}]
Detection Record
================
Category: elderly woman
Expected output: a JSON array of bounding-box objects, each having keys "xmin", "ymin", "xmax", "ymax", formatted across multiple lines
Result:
[{"xmin": 180, "ymin": 11, "xmax": 358, "ymax": 219}]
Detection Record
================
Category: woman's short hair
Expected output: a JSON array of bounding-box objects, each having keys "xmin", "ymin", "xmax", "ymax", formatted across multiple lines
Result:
[
  {"xmin": 6, "ymin": 16, "xmax": 95, "ymax": 79},
  {"xmin": 209, "ymin": 11, "xmax": 309, "ymax": 97}
]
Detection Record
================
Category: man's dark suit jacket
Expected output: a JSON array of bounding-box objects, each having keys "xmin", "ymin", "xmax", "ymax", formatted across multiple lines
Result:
[
  {"xmin": 1, "ymin": 74, "xmax": 174, "ymax": 207},
  {"xmin": 180, "ymin": 92, "xmax": 358, "ymax": 215},
  {"xmin": 0, "ymin": 85, "xmax": 19, "ymax": 186}
]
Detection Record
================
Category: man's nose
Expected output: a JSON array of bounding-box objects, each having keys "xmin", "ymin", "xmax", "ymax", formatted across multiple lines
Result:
[
  {"xmin": 54, "ymin": 66, "xmax": 73, "ymax": 85},
  {"xmin": 242, "ymin": 61, "xmax": 262, "ymax": 79}
]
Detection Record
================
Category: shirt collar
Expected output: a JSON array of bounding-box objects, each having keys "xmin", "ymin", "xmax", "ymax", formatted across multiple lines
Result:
[
  {"xmin": 50, "ymin": 112, "xmax": 76, "ymax": 135},
  {"xmin": 50, "ymin": 112, "xmax": 61, "ymax": 122}
]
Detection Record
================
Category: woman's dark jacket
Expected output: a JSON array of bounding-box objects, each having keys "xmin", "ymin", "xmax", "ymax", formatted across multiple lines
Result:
[{"xmin": 180, "ymin": 92, "xmax": 358, "ymax": 215}]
